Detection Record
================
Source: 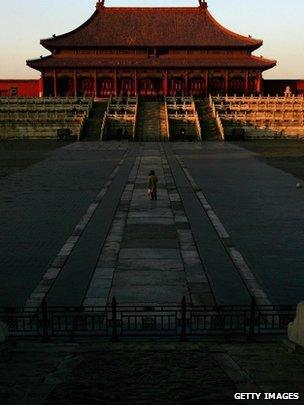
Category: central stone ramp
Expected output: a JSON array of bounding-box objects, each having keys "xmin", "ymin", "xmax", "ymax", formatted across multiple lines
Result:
[
  {"xmin": 82, "ymin": 101, "xmax": 108, "ymax": 141},
  {"xmin": 196, "ymin": 100, "xmax": 221, "ymax": 141},
  {"xmin": 84, "ymin": 143, "xmax": 214, "ymax": 307},
  {"xmin": 136, "ymin": 101, "xmax": 168, "ymax": 142}
]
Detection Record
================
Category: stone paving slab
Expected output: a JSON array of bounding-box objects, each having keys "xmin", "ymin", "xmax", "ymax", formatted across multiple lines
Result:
[
  {"xmin": 119, "ymin": 248, "xmax": 181, "ymax": 260},
  {"xmin": 127, "ymin": 217, "xmax": 175, "ymax": 225},
  {"xmin": 123, "ymin": 224, "xmax": 177, "ymax": 239},
  {"xmin": 121, "ymin": 238, "xmax": 179, "ymax": 249},
  {"xmin": 117, "ymin": 259, "xmax": 184, "ymax": 271},
  {"xmin": 109, "ymin": 285, "xmax": 190, "ymax": 304},
  {"xmin": 112, "ymin": 269, "xmax": 186, "ymax": 286},
  {"xmin": 128, "ymin": 208, "xmax": 173, "ymax": 218}
]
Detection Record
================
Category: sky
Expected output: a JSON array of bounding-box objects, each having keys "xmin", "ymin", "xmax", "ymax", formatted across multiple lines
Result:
[{"xmin": 1, "ymin": 0, "xmax": 303, "ymax": 80}]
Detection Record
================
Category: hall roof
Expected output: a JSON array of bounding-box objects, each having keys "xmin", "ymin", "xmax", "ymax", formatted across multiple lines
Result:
[
  {"xmin": 27, "ymin": 55, "xmax": 276, "ymax": 71},
  {"xmin": 40, "ymin": 3, "xmax": 263, "ymax": 50}
]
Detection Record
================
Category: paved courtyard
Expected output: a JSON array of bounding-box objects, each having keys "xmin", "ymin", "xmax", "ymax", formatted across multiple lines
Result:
[
  {"xmin": 1, "ymin": 340, "xmax": 304, "ymax": 404},
  {"xmin": 0, "ymin": 141, "xmax": 304, "ymax": 307}
]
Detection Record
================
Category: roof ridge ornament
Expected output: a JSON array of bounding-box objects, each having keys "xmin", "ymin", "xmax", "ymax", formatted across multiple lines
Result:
[
  {"xmin": 199, "ymin": 0, "xmax": 208, "ymax": 9},
  {"xmin": 97, "ymin": 0, "xmax": 105, "ymax": 8}
]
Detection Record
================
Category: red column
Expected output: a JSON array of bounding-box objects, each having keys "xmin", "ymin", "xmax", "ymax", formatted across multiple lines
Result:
[
  {"xmin": 205, "ymin": 71, "xmax": 209, "ymax": 97},
  {"xmin": 185, "ymin": 71, "xmax": 189, "ymax": 96},
  {"xmin": 164, "ymin": 70, "xmax": 168, "ymax": 96},
  {"xmin": 94, "ymin": 70, "xmax": 97, "ymax": 98},
  {"xmin": 53, "ymin": 70, "xmax": 57, "ymax": 97},
  {"xmin": 257, "ymin": 73, "xmax": 262, "ymax": 94},
  {"xmin": 225, "ymin": 70, "xmax": 229, "ymax": 95},
  {"xmin": 135, "ymin": 70, "xmax": 138, "ymax": 96},
  {"xmin": 114, "ymin": 70, "xmax": 118, "ymax": 96},
  {"xmin": 245, "ymin": 71, "xmax": 249, "ymax": 95},
  {"xmin": 74, "ymin": 70, "xmax": 77, "ymax": 97},
  {"xmin": 39, "ymin": 75, "xmax": 44, "ymax": 98}
]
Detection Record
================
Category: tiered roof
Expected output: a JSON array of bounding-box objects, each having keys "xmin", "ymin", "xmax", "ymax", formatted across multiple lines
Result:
[
  {"xmin": 27, "ymin": 2, "xmax": 276, "ymax": 71},
  {"xmin": 40, "ymin": 4, "xmax": 262, "ymax": 50}
]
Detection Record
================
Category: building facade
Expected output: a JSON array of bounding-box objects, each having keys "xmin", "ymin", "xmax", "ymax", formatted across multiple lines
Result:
[{"xmin": 27, "ymin": 0, "xmax": 276, "ymax": 98}]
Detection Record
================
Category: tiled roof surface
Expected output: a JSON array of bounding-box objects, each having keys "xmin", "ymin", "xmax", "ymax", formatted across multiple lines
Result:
[
  {"xmin": 27, "ymin": 55, "xmax": 276, "ymax": 70},
  {"xmin": 41, "ymin": 6, "xmax": 262, "ymax": 49}
]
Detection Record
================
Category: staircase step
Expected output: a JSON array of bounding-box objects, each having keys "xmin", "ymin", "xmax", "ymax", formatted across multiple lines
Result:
[
  {"xmin": 82, "ymin": 102, "xmax": 108, "ymax": 141},
  {"xmin": 196, "ymin": 100, "xmax": 221, "ymax": 141}
]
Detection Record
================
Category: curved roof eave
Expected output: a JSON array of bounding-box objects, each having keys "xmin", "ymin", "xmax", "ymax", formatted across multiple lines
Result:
[
  {"xmin": 40, "ymin": 9, "xmax": 99, "ymax": 51},
  {"xmin": 205, "ymin": 9, "xmax": 262, "ymax": 49}
]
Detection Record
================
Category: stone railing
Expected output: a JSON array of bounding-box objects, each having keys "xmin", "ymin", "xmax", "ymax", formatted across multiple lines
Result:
[
  {"xmin": 191, "ymin": 98, "xmax": 202, "ymax": 140},
  {"xmin": 132, "ymin": 95, "xmax": 139, "ymax": 140},
  {"xmin": 100, "ymin": 97, "xmax": 111, "ymax": 141},
  {"xmin": 209, "ymin": 95, "xmax": 225, "ymax": 141},
  {"xmin": 100, "ymin": 95, "xmax": 138, "ymax": 141},
  {"xmin": 288, "ymin": 302, "xmax": 304, "ymax": 348},
  {"xmin": 164, "ymin": 98, "xmax": 170, "ymax": 141}
]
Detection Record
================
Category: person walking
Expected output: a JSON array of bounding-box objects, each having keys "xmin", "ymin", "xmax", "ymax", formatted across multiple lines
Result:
[{"xmin": 148, "ymin": 170, "xmax": 158, "ymax": 201}]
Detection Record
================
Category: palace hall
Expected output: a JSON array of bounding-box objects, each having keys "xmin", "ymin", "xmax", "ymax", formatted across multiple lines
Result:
[{"xmin": 27, "ymin": 0, "xmax": 276, "ymax": 98}]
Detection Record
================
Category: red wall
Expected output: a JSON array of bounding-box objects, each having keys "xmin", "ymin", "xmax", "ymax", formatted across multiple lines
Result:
[
  {"xmin": 263, "ymin": 79, "xmax": 304, "ymax": 96},
  {"xmin": 0, "ymin": 80, "xmax": 39, "ymax": 97},
  {"xmin": 1, "ymin": 78, "xmax": 304, "ymax": 98}
]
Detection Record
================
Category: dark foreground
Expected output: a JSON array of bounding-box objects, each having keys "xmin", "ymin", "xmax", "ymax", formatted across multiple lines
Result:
[{"xmin": 0, "ymin": 341, "xmax": 303, "ymax": 404}]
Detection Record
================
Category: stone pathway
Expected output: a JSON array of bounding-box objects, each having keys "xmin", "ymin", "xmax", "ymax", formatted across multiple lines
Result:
[{"xmin": 85, "ymin": 144, "xmax": 214, "ymax": 306}]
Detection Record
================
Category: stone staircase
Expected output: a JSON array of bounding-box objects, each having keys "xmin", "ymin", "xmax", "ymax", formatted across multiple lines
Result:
[
  {"xmin": 196, "ymin": 100, "xmax": 221, "ymax": 141},
  {"xmin": 135, "ymin": 101, "xmax": 168, "ymax": 142},
  {"xmin": 82, "ymin": 102, "xmax": 108, "ymax": 141}
]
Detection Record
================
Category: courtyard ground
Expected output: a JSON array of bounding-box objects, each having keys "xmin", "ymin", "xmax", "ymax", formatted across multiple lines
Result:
[
  {"xmin": 0, "ymin": 140, "xmax": 67, "ymax": 179},
  {"xmin": 1, "ymin": 140, "xmax": 304, "ymax": 306},
  {"xmin": 1, "ymin": 140, "xmax": 304, "ymax": 404},
  {"xmin": 235, "ymin": 140, "xmax": 304, "ymax": 181},
  {"xmin": 0, "ymin": 340, "xmax": 304, "ymax": 404}
]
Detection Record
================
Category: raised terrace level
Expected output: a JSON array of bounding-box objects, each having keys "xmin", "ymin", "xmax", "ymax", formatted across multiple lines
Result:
[
  {"xmin": 0, "ymin": 97, "xmax": 93, "ymax": 140},
  {"xmin": 166, "ymin": 96, "xmax": 202, "ymax": 141},
  {"xmin": 101, "ymin": 96, "xmax": 138, "ymax": 141},
  {"xmin": 211, "ymin": 95, "xmax": 304, "ymax": 140}
]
